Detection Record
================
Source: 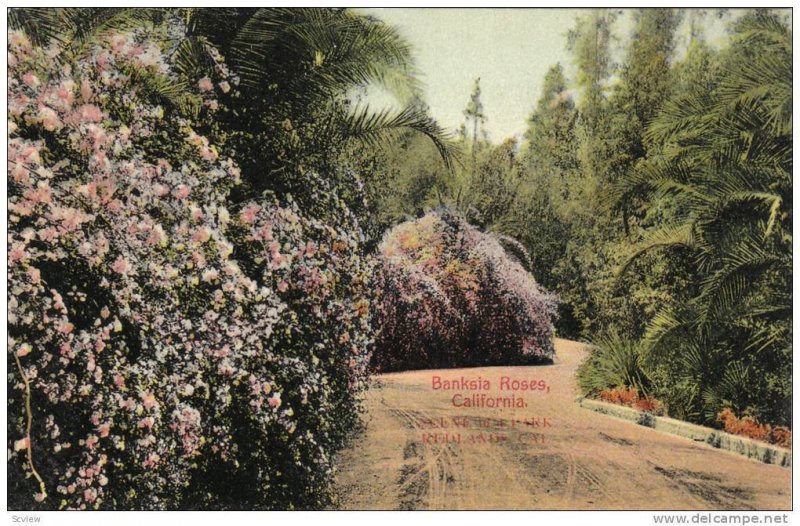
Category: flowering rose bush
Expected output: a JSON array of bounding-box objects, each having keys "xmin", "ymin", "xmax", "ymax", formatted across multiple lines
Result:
[
  {"xmin": 373, "ymin": 210, "xmax": 558, "ymax": 372},
  {"xmin": 8, "ymin": 29, "xmax": 373, "ymax": 510}
]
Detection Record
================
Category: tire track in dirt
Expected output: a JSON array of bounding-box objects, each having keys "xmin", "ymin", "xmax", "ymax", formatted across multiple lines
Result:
[
  {"xmin": 649, "ymin": 462, "xmax": 756, "ymax": 510},
  {"xmin": 385, "ymin": 403, "xmax": 459, "ymax": 509}
]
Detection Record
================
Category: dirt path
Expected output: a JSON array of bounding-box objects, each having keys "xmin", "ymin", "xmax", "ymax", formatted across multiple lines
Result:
[{"xmin": 332, "ymin": 339, "xmax": 791, "ymax": 510}]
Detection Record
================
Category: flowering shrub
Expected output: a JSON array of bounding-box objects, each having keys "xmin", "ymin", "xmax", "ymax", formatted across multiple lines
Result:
[
  {"xmin": 598, "ymin": 388, "xmax": 639, "ymax": 406},
  {"xmin": 8, "ymin": 29, "xmax": 373, "ymax": 510},
  {"xmin": 770, "ymin": 427, "xmax": 792, "ymax": 449},
  {"xmin": 717, "ymin": 409, "xmax": 791, "ymax": 449},
  {"xmin": 372, "ymin": 210, "xmax": 557, "ymax": 372},
  {"xmin": 598, "ymin": 388, "xmax": 664, "ymax": 415}
]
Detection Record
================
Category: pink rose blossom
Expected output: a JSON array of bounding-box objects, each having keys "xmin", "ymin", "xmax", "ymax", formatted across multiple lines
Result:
[
  {"xmin": 98, "ymin": 424, "xmax": 110, "ymax": 437},
  {"xmin": 172, "ymin": 185, "xmax": 191, "ymax": 199},
  {"xmin": 83, "ymin": 488, "xmax": 97, "ymax": 504},
  {"xmin": 14, "ymin": 437, "xmax": 30, "ymax": 451},
  {"xmin": 111, "ymin": 256, "xmax": 132, "ymax": 275},
  {"xmin": 198, "ymin": 77, "xmax": 214, "ymax": 92},
  {"xmin": 141, "ymin": 392, "xmax": 157, "ymax": 411},
  {"xmin": 17, "ymin": 343, "xmax": 32, "ymax": 357},
  {"xmin": 191, "ymin": 226, "xmax": 211, "ymax": 244},
  {"xmin": 268, "ymin": 393, "xmax": 282, "ymax": 408},
  {"xmin": 9, "ymin": 245, "xmax": 28, "ymax": 264},
  {"xmin": 38, "ymin": 106, "xmax": 62, "ymax": 131},
  {"xmin": 22, "ymin": 72, "xmax": 40, "ymax": 88},
  {"xmin": 75, "ymin": 104, "xmax": 103, "ymax": 123},
  {"xmin": 80, "ymin": 79, "xmax": 93, "ymax": 101}
]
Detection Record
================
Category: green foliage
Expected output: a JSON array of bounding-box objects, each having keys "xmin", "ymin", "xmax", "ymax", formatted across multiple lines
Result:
[
  {"xmin": 336, "ymin": 115, "xmax": 453, "ymax": 246},
  {"xmin": 615, "ymin": 10, "xmax": 791, "ymax": 426},
  {"xmin": 521, "ymin": 64, "xmax": 579, "ymax": 186},
  {"xmin": 343, "ymin": 104, "xmax": 455, "ymax": 171},
  {"xmin": 456, "ymin": 139, "xmax": 524, "ymax": 228},
  {"xmin": 577, "ymin": 332, "xmax": 650, "ymax": 396},
  {"xmin": 517, "ymin": 8, "xmax": 790, "ymax": 428},
  {"xmin": 228, "ymin": 8, "xmax": 419, "ymax": 102}
]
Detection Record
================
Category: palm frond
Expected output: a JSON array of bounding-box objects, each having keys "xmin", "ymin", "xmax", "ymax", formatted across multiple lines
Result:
[
  {"xmin": 9, "ymin": 8, "xmax": 62, "ymax": 46},
  {"xmin": 719, "ymin": 191, "xmax": 783, "ymax": 238},
  {"xmin": 695, "ymin": 235, "xmax": 784, "ymax": 325},
  {"xmin": 744, "ymin": 324, "xmax": 788, "ymax": 353},
  {"xmin": 732, "ymin": 10, "xmax": 791, "ymax": 54},
  {"xmin": 170, "ymin": 35, "xmax": 215, "ymax": 81},
  {"xmin": 643, "ymin": 305, "xmax": 695, "ymax": 353},
  {"xmin": 343, "ymin": 104, "xmax": 457, "ymax": 170},
  {"xmin": 618, "ymin": 223, "xmax": 696, "ymax": 277},
  {"xmin": 230, "ymin": 8, "xmax": 420, "ymax": 103},
  {"xmin": 578, "ymin": 331, "xmax": 651, "ymax": 396},
  {"xmin": 644, "ymin": 90, "xmax": 718, "ymax": 146},
  {"xmin": 15, "ymin": 8, "xmax": 162, "ymax": 62},
  {"xmin": 125, "ymin": 65, "xmax": 203, "ymax": 118}
]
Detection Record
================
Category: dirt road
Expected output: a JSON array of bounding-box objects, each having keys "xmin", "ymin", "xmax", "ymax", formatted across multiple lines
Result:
[{"xmin": 332, "ymin": 339, "xmax": 791, "ymax": 510}]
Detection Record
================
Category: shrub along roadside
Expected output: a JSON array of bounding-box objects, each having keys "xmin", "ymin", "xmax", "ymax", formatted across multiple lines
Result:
[
  {"xmin": 577, "ymin": 333, "xmax": 791, "ymax": 449},
  {"xmin": 8, "ymin": 29, "xmax": 373, "ymax": 510},
  {"xmin": 372, "ymin": 210, "xmax": 558, "ymax": 372},
  {"xmin": 576, "ymin": 332, "xmax": 650, "ymax": 397}
]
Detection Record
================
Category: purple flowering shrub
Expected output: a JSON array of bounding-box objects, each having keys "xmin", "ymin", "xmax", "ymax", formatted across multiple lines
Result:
[
  {"xmin": 8, "ymin": 30, "xmax": 373, "ymax": 510},
  {"xmin": 373, "ymin": 210, "xmax": 558, "ymax": 372}
]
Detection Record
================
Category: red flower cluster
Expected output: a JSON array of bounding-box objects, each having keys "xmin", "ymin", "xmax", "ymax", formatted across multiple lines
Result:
[
  {"xmin": 717, "ymin": 408, "xmax": 791, "ymax": 448},
  {"xmin": 598, "ymin": 388, "xmax": 664, "ymax": 414}
]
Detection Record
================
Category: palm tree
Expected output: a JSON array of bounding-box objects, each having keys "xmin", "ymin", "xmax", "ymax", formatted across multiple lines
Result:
[
  {"xmin": 175, "ymin": 8, "xmax": 454, "ymax": 197},
  {"xmin": 615, "ymin": 11, "xmax": 791, "ymax": 425}
]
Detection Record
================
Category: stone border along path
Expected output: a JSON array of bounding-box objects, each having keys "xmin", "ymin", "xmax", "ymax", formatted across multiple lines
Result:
[{"xmin": 576, "ymin": 397, "xmax": 791, "ymax": 468}]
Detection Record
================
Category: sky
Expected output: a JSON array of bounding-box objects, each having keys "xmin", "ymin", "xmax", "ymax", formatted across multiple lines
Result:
[{"xmin": 358, "ymin": 8, "xmax": 741, "ymax": 143}]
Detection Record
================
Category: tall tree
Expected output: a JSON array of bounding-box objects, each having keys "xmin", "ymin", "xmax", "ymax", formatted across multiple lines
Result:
[
  {"xmin": 567, "ymin": 9, "xmax": 616, "ymax": 134},
  {"xmin": 522, "ymin": 63, "xmax": 579, "ymax": 204},
  {"xmin": 510, "ymin": 64, "xmax": 579, "ymax": 289},
  {"xmin": 546, "ymin": 10, "xmax": 619, "ymax": 339},
  {"xmin": 463, "ymin": 77, "xmax": 487, "ymax": 155},
  {"xmin": 566, "ymin": 9, "xmax": 619, "ymax": 214},
  {"xmin": 607, "ymin": 8, "xmax": 681, "ymax": 235}
]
